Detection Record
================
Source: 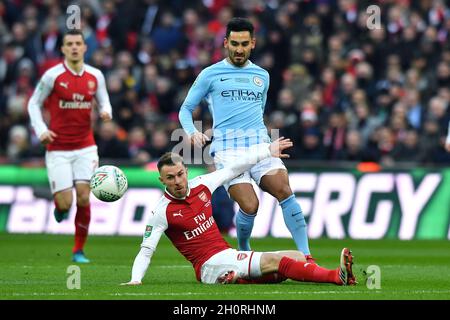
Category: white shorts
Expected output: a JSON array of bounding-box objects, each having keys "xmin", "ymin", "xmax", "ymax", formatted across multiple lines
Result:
[
  {"xmin": 213, "ymin": 146, "xmax": 287, "ymax": 191},
  {"xmin": 45, "ymin": 145, "xmax": 99, "ymax": 194},
  {"xmin": 200, "ymin": 248, "xmax": 263, "ymax": 284}
]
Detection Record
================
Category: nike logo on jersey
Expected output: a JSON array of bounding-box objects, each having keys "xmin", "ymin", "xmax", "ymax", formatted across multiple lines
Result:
[
  {"xmin": 304, "ymin": 263, "xmax": 311, "ymax": 268},
  {"xmin": 220, "ymin": 78, "xmax": 231, "ymax": 81},
  {"xmin": 59, "ymin": 82, "xmax": 69, "ymax": 89}
]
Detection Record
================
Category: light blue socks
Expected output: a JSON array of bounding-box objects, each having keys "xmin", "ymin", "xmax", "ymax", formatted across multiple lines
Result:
[
  {"xmin": 236, "ymin": 195, "xmax": 310, "ymax": 255},
  {"xmin": 235, "ymin": 209, "xmax": 255, "ymax": 251},
  {"xmin": 280, "ymin": 194, "xmax": 310, "ymax": 255}
]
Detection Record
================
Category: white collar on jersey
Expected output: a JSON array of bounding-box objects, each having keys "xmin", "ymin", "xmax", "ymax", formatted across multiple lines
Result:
[
  {"xmin": 63, "ymin": 60, "xmax": 85, "ymax": 76},
  {"xmin": 164, "ymin": 186, "xmax": 191, "ymax": 201},
  {"xmin": 223, "ymin": 58, "xmax": 253, "ymax": 68}
]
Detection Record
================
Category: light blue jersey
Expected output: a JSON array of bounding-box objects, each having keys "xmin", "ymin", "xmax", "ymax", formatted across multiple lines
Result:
[{"xmin": 179, "ymin": 59, "xmax": 271, "ymax": 156}]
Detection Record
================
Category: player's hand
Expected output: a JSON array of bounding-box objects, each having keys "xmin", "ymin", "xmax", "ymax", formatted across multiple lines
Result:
[
  {"xmin": 191, "ymin": 132, "xmax": 209, "ymax": 148},
  {"xmin": 39, "ymin": 130, "xmax": 57, "ymax": 145},
  {"xmin": 445, "ymin": 142, "xmax": 450, "ymax": 153},
  {"xmin": 120, "ymin": 280, "xmax": 142, "ymax": 286},
  {"xmin": 100, "ymin": 112, "xmax": 112, "ymax": 122},
  {"xmin": 269, "ymin": 137, "xmax": 293, "ymax": 158}
]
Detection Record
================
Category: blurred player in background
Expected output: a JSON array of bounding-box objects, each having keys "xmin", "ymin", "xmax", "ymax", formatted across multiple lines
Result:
[
  {"xmin": 179, "ymin": 18, "xmax": 314, "ymax": 262},
  {"xmin": 121, "ymin": 139, "xmax": 355, "ymax": 286},
  {"xmin": 27, "ymin": 29, "xmax": 112, "ymax": 263}
]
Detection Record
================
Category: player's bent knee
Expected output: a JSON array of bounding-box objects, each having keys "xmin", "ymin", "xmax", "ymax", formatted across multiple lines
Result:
[
  {"xmin": 235, "ymin": 196, "xmax": 259, "ymax": 214},
  {"xmin": 240, "ymin": 202, "xmax": 259, "ymax": 214},
  {"xmin": 76, "ymin": 194, "xmax": 90, "ymax": 207},
  {"xmin": 54, "ymin": 193, "xmax": 73, "ymax": 212},
  {"xmin": 260, "ymin": 253, "xmax": 283, "ymax": 274},
  {"xmin": 75, "ymin": 185, "xmax": 91, "ymax": 206},
  {"xmin": 277, "ymin": 186, "xmax": 294, "ymax": 202},
  {"xmin": 275, "ymin": 250, "xmax": 305, "ymax": 262}
]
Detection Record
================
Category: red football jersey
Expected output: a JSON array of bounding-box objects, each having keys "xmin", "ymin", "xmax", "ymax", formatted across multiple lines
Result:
[
  {"xmin": 131, "ymin": 145, "xmax": 273, "ymax": 283},
  {"xmin": 28, "ymin": 61, "xmax": 112, "ymax": 151},
  {"xmin": 142, "ymin": 175, "xmax": 231, "ymax": 281},
  {"xmin": 164, "ymin": 184, "xmax": 231, "ymax": 280}
]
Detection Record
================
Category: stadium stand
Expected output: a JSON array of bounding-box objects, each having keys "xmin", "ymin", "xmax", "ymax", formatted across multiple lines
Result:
[{"xmin": 0, "ymin": 0, "xmax": 449, "ymax": 166}]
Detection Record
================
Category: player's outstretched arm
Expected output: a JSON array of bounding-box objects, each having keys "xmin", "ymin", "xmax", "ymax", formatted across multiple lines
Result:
[
  {"xmin": 121, "ymin": 208, "xmax": 167, "ymax": 286},
  {"xmin": 268, "ymin": 137, "xmax": 293, "ymax": 158},
  {"xmin": 120, "ymin": 246, "xmax": 155, "ymax": 286},
  {"xmin": 200, "ymin": 137, "xmax": 293, "ymax": 193}
]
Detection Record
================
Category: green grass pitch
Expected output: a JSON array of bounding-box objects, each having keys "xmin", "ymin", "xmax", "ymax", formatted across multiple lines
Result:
[{"xmin": 1, "ymin": 233, "xmax": 449, "ymax": 300}]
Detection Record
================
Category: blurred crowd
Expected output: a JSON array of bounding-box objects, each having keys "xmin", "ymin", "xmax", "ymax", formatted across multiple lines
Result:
[{"xmin": 1, "ymin": 0, "xmax": 450, "ymax": 166}]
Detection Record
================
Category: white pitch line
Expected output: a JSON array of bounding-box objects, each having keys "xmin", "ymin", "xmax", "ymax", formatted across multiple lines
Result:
[
  {"xmin": 9, "ymin": 293, "xmax": 75, "ymax": 296},
  {"xmin": 13, "ymin": 265, "xmax": 449, "ymax": 270},
  {"xmin": 109, "ymin": 291, "xmax": 376, "ymax": 296},
  {"xmin": 16, "ymin": 265, "xmax": 190, "ymax": 269},
  {"xmin": 152, "ymin": 265, "xmax": 191, "ymax": 268},
  {"xmin": 374, "ymin": 265, "xmax": 432, "ymax": 269},
  {"xmin": 5, "ymin": 290, "xmax": 450, "ymax": 297},
  {"xmin": 109, "ymin": 290, "xmax": 450, "ymax": 296},
  {"xmin": 13, "ymin": 264, "xmax": 448, "ymax": 270}
]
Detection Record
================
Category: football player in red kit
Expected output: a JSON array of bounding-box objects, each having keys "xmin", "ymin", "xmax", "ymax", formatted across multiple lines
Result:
[
  {"xmin": 121, "ymin": 139, "xmax": 356, "ymax": 286},
  {"xmin": 27, "ymin": 29, "xmax": 113, "ymax": 263}
]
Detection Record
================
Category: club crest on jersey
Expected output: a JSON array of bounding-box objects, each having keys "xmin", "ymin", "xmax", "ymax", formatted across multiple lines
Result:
[
  {"xmin": 88, "ymin": 80, "xmax": 96, "ymax": 94},
  {"xmin": 198, "ymin": 191, "xmax": 208, "ymax": 202},
  {"xmin": 253, "ymin": 76, "xmax": 263, "ymax": 87},
  {"xmin": 88, "ymin": 80, "xmax": 96, "ymax": 89},
  {"xmin": 237, "ymin": 253, "xmax": 248, "ymax": 261}
]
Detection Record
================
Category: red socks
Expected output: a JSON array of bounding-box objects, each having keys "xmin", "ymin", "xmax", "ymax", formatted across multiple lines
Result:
[
  {"xmin": 73, "ymin": 205, "xmax": 91, "ymax": 253},
  {"xmin": 278, "ymin": 256, "xmax": 341, "ymax": 285}
]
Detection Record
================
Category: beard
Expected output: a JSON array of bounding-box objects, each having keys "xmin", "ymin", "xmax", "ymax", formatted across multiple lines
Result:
[{"xmin": 230, "ymin": 53, "xmax": 248, "ymax": 66}]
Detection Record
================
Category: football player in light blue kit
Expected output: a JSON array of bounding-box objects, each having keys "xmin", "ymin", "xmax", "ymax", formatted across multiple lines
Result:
[{"xmin": 179, "ymin": 17, "xmax": 315, "ymax": 263}]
